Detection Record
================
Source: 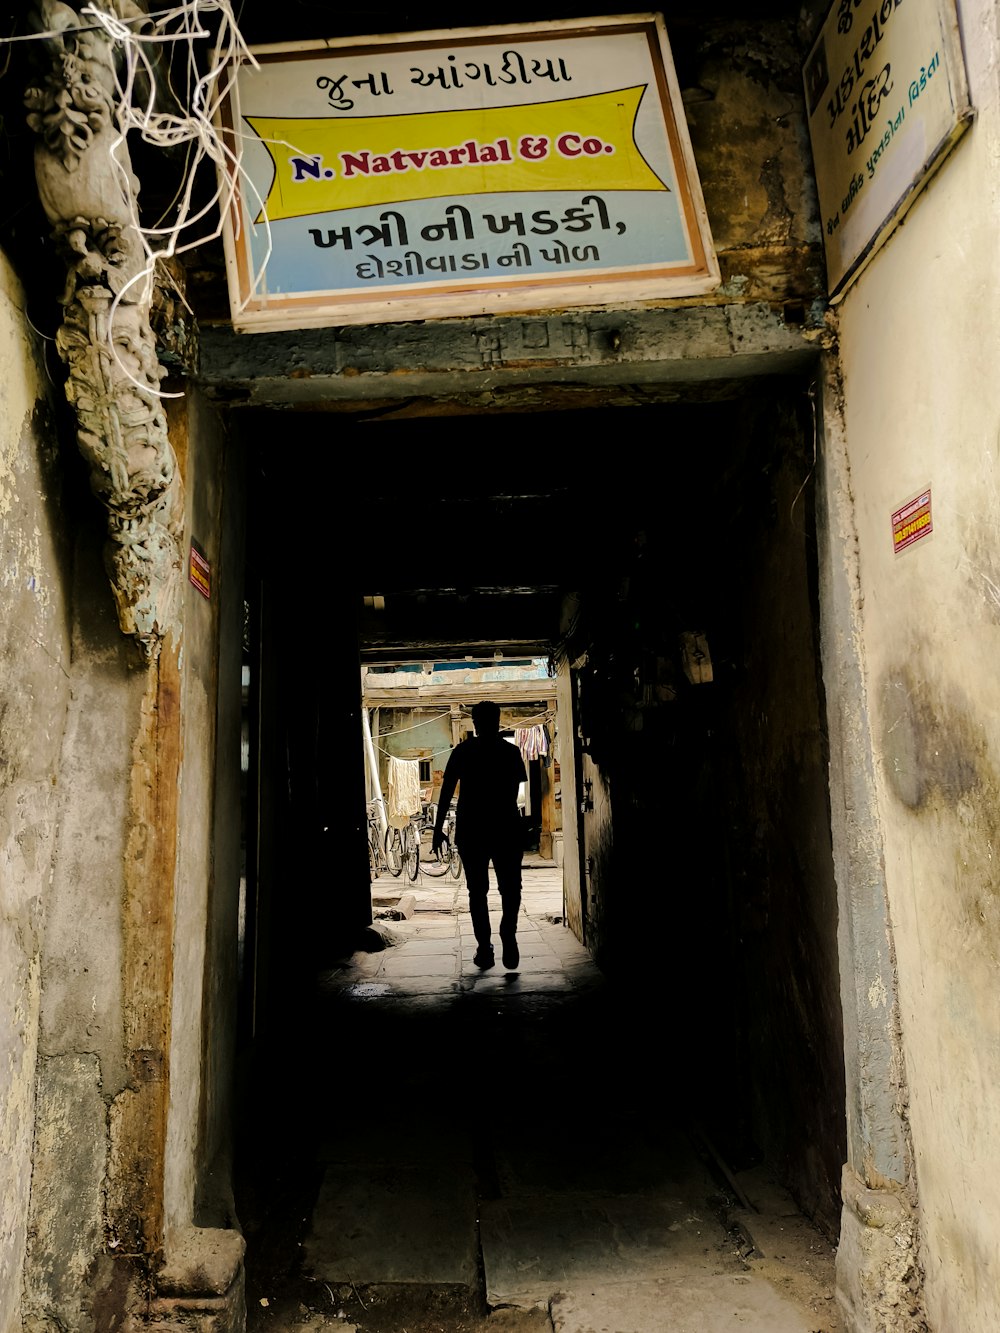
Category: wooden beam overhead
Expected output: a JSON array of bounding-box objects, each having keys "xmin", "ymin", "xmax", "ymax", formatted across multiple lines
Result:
[{"xmin": 362, "ymin": 677, "xmax": 556, "ymax": 708}]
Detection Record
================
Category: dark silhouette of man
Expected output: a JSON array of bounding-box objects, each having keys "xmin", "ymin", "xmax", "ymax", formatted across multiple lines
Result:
[{"xmin": 432, "ymin": 700, "xmax": 527, "ymax": 970}]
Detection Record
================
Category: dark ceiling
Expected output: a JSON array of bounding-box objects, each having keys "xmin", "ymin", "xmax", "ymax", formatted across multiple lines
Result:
[
  {"xmin": 245, "ymin": 385, "xmax": 815, "ymax": 667},
  {"xmin": 232, "ymin": 2, "xmax": 821, "ymax": 46},
  {"xmin": 228, "ymin": 3, "xmax": 828, "ymax": 89}
]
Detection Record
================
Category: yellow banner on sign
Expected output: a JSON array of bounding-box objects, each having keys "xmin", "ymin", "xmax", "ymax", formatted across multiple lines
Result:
[{"xmin": 246, "ymin": 86, "xmax": 667, "ymax": 220}]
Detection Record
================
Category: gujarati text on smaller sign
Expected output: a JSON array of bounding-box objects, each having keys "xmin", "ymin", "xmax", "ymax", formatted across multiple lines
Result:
[{"xmin": 803, "ymin": 0, "xmax": 972, "ymax": 301}]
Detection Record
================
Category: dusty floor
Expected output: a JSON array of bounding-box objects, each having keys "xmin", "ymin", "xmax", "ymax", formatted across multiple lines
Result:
[
  {"xmin": 242, "ymin": 1200, "xmax": 840, "ymax": 1333},
  {"xmin": 247, "ymin": 1257, "xmax": 839, "ymax": 1333},
  {"xmin": 250, "ymin": 1282, "xmax": 553, "ymax": 1332},
  {"xmin": 237, "ymin": 866, "xmax": 842, "ymax": 1333}
]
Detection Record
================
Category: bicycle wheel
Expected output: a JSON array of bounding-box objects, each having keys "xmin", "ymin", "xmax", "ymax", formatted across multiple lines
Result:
[
  {"xmin": 384, "ymin": 826, "xmax": 404, "ymax": 877},
  {"xmin": 404, "ymin": 823, "xmax": 420, "ymax": 881},
  {"xmin": 371, "ymin": 825, "xmax": 390, "ymax": 877},
  {"xmin": 419, "ymin": 835, "xmax": 448, "ymax": 877},
  {"xmin": 368, "ymin": 828, "xmax": 380, "ymax": 878},
  {"xmin": 448, "ymin": 840, "xmax": 463, "ymax": 879}
]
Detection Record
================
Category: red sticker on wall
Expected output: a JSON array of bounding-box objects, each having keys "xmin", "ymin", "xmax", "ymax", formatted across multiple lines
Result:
[
  {"xmin": 892, "ymin": 488, "xmax": 932, "ymax": 555},
  {"xmin": 189, "ymin": 539, "xmax": 211, "ymax": 599}
]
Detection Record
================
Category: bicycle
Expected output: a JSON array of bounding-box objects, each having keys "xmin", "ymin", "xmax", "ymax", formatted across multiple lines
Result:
[
  {"xmin": 421, "ymin": 803, "xmax": 463, "ymax": 879},
  {"xmin": 384, "ymin": 816, "xmax": 420, "ymax": 881},
  {"xmin": 440, "ymin": 804, "xmax": 462, "ymax": 879},
  {"xmin": 367, "ymin": 800, "xmax": 391, "ymax": 879}
]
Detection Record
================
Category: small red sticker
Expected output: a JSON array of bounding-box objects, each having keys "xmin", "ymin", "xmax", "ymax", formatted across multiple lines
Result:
[
  {"xmin": 189, "ymin": 540, "xmax": 211, "ymax": 599},
  {"xmin": 892, "ymin": 488, "xmax": 932, "ymax": 555}
]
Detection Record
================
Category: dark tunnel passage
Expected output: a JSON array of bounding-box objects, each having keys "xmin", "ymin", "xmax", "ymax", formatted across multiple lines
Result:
[{"xmin": 230, "ymin": 380, "xmax": 847, "ymax": 1324}]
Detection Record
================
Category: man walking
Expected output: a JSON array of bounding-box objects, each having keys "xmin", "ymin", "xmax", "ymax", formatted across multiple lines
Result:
[{"xmin": 432, "ymin": 700, "xmax": 527, "ymax": 970}]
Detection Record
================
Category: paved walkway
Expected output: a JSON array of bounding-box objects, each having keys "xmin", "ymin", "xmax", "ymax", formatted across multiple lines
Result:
[{"xmin": 240, "ymin": 860, "xmax": 840, "ymax": 1332}]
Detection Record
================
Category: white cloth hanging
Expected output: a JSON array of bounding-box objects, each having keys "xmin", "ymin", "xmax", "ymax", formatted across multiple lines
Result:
[{"xmin": 386, "ymin": 756, "xmax": 422, "ymax": 829}]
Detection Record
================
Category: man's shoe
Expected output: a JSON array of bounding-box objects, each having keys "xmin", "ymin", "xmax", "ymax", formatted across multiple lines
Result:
[
  {"xmin": 473, "ymin": 946, "xmax": 495, "ymax": 969},
  {"xmin": 502, "ymin": 940, "xmax": 519, "ymax": 969}
]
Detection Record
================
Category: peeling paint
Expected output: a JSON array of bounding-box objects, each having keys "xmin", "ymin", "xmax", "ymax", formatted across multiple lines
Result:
[{"xmin": 868, "ymin": 974, "xmax": 889, "ymax": 1009}]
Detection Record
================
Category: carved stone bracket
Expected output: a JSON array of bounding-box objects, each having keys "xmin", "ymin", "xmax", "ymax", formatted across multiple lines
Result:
[{"xmin": 26, "ymin": 0, "xmax": 184, "ymax": 661}]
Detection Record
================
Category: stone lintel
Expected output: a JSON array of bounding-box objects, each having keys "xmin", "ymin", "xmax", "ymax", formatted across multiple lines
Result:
[{"xmin": 195, "ymin": 301, "xmax": 828, "ymax": 408}]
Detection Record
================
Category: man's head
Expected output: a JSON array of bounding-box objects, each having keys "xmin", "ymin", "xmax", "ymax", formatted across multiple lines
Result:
[{"xmin": 471, "ymin": 700, "xmax": 501, "ymax": 737}]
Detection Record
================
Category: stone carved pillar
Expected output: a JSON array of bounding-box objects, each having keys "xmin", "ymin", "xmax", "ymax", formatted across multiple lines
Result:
[{"xmin": 25, "ymin": 0, "xmax": 183, "ymax": 661}]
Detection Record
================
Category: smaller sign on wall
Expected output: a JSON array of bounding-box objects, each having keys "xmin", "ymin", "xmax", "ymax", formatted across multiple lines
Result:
[
  {"xmin": 189, "ymin": 540, "xmax": 212, "ymax": 598},
  {"xmin": 892, "ymin": 486, "xmax": 932, "ymax": 554},
  {"xmin": 803, "ymin": 0, "xmax": 973, "ymax": 302}
]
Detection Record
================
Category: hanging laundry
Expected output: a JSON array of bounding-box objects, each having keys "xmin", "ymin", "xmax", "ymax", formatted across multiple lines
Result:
[
  {"xmin": 514, "ymin": 725, "xmax": 549, "ymax": 762},
  {"xmin": 386, "ymin": 755, "xmax": 422, "ymax": 829}
]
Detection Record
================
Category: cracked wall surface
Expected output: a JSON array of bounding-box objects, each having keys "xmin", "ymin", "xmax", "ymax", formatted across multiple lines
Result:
[
  {"xmin": 0, "ymin": 249, "xmax": 72, "ymax": 1333},
  {"xmin": 22, "ymin": 461, "xmax": 148, "ymax": 1328}
]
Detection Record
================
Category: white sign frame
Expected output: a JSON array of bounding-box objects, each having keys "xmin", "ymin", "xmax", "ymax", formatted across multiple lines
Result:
[
  {"xmin": 803, "ymin": 0, "xmax": 973, "ymax": 302},
  {"xmin": 216, "ymin": 14, "xmax": 720, "ymax": 331}
]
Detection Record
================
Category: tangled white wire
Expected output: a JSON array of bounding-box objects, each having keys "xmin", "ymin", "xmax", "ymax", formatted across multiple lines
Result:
[{"xmin": 78, "ymin": 1, "xmax": 269, "ymax": 398}]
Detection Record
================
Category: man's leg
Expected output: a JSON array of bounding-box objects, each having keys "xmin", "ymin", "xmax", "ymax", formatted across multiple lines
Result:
[
  {"xmin": 493, "ymin": 838, "xmax": 523, "ymax": 968},
  {"xmin": 460, "ymin": 842, "xmax": 494, "ymax": 962}
]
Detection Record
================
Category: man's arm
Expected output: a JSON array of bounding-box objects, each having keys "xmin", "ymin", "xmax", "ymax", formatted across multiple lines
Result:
[{"xmin": 432, "ymin": 750, "xmax": 461, "ymax": 854}]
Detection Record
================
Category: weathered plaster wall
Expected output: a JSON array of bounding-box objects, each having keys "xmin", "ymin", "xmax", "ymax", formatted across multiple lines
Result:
[
  {"xmin": 0, "ymin": 250, "xmax": 71, "ymax": 1333},
  {"xmin": 816, "ymin": 356, "xmax": 923, "ymax": 1333},
  {"xmin": 163, "ymin": 389, "xmax": 242, "ymax": 1236},
  {"xmin": 23, "ymin": 465, "xmax": 148, "ymax": 1330},
  {"xmin": 834, "ymin": 2, "xmax": 1000, "ymax": 1326},
  {"xmin": 24, "ymin": 383, "xmax": 245, "ymax": 1328},
  {"xmin": 679, "ymin": 16, "xmax": 825, "ymax": 302},
  {"xmin": 158, "ymin": 387, "xmax": 246, "ymax": 1323},
  {"xmin": 163, "ymin": 378, "xmax": 214, "ymax": 1240}
]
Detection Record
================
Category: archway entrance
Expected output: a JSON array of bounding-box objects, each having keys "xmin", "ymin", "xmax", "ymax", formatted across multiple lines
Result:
[{"xmin": 228, "ymin": 383, "xmax": 845, "ymax": 1327}]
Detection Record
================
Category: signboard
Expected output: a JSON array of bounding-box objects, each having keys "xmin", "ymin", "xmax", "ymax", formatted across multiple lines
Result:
[
  {"xmin": 217, "ymin": 15, "xmax": 719, "ymax": 331},
  {"xmin": 803, "ymin": 0, "xmax": 972, "ymax": 302},
  {"xmin": 892, "ymin": 486, "xmax": 933, "ymax": 554}
]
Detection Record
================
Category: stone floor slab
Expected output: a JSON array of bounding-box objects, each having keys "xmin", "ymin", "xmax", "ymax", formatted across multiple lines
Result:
[
  {"xmin": 304, "ymin": 1164, "xmax": 479, "ymax": 1286},
  {"xmin": 550, "ymin": 1272, "xmax": 822, "ymax": 1332}
]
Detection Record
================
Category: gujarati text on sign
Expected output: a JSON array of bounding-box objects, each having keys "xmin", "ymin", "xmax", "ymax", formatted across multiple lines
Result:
[
  {"xmin": 218, "ymin": 16, "xmax": 719, "ymax": 330},
  {"xmin": 803, "ymin": 0, "xmax": 972, "ymax": 301}
]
